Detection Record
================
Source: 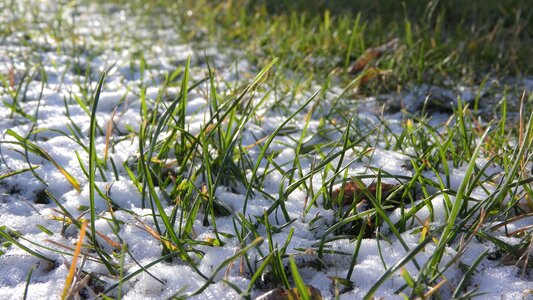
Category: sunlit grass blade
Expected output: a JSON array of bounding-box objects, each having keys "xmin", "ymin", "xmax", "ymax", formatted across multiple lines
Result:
[
  {"xmin": 429, "ymin": 126, "xmax": 491, "ymax": 276},
  {"xmin": 289, "ymin": 255, "xmax": 310, "ymax": 300},
  {"xmin": 242, "ymin": 89, "xmax": 319, "ymax": 220},
  {"xmin": 183, "ymin": 237, "xmax": 264, "ymax": 298},
  {"xmin": 6, "ymin": 129, "xmax": 81, "ymax": 192},
  {"xmin": 87, "ymin": 71, "xmax": 117, "ymax": 275},
  {"xmin": 0, "ymin": 165, "xmax": 39, "ymax": 180},
  {"xmin": 363, "ymin": 234, "xmax": 434, "ymax": 300},
  {"xmin": 0, "ymin": 226, "xmax": 55, "ymax": 263},
  {"xmin": 452, "ymin": 250, "xmax": 488, "ymax": 299}
]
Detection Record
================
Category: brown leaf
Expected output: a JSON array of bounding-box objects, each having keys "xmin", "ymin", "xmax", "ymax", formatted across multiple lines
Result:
[
  {"xmin": 349, "ymin": 38, "xmax": 399, "ymax": 74},
  {"xmin": 359, "ymin": 67, "xmax": 380, "ymax": 85},
  {"xmin": 8, "ymin": 66, "xmax": 15, "ymax": 90},
  {"xmin": 331, "ymin": 180, "xmax": 397, "ymax": 206},
  {"xmin": 256, "ymin": 285, "xmax": 322, "ymax": 300},
  {"xmin": 358, "ymin": 68, "xmax": 393, "ymax": 86},
  {"xmin": 255, "ymin": 288, "xmax": 285, "ymax": 300},
  {"xmin": 349, "ymin": 50, "xmax": 382, "ymax": 74}
]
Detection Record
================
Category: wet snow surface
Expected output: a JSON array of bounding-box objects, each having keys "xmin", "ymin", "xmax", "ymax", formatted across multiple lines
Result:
[{"xmin": 1, "ymin": 1, "xmax": 532, "ymax": 299}]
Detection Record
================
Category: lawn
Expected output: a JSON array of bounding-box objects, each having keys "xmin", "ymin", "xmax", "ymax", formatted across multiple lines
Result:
[{"xmin": 0, "ymin": 0, "xmax": 532, "ymax": 299}]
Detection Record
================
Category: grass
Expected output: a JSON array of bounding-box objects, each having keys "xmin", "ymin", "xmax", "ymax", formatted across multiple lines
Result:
[
  {"xmin": 150, "ymin": 0, "xmax": 532, "ymax": 91},
  {"xmin": 0, "ymin": 0, "xmax": 532, "ymax": 299}
]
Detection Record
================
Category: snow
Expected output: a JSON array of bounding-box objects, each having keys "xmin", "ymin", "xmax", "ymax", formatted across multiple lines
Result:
[{"xmin": 0, "ymin": 1, "xmax": 532, "ymax": 299}]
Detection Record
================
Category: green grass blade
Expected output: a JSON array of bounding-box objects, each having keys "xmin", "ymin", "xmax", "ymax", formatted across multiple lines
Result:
[
  {"xmin": 363, "ymin": 234, "xmax": 434, "ymax": 300},
  {"xmin": 289, "ymin": 255, "xmax": 310, "ymax": 300}
]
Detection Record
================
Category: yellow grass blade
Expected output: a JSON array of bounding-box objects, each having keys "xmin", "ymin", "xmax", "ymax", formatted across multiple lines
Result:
[{"xmin": 61, "ymin": 221, "xmax": 87, "ymax": 300}]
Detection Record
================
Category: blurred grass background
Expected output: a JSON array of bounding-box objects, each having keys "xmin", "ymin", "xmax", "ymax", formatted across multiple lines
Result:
[{"xmin": 112, "ymin": 0, "xmax": 532, "ymax": 92}]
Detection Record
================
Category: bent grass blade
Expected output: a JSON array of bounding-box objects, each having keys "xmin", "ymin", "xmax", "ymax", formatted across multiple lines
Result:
[{"xmin": 6, "ymin": 130, "xmax": 81, "ymax": 192}]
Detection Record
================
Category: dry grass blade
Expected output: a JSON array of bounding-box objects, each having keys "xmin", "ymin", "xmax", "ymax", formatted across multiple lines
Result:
[
  {"xmin": 134, "ymin": 217, "xmax": 179, "ymax": 252},
  {"xmin": 104, "ymin": 107, "xmax": 117, "ymax": 163},
  {"xmin": 44, "ymin": 239, "xmax": 100, "ymax": 262},
  {"xmin": 8, "ymin": 65, "xmax": 15, "ymax": 90},
  {"xmin": 88, "ymin": 225, "xmax": 122, "ymax": 250},
  {"xmin": 61, "ymin": 221, "xmax": 88, "ymax": 300},
  {"xmin": 422, "ymin": 279, "xmax": 447, "ymax": 299}
]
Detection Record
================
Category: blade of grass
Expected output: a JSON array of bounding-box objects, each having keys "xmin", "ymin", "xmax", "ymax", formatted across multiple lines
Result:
[
  {"xmin": 429, "ymin": 127, "xmax": 491, "ymax": 277},
  {"xmin": 183, "ymin": 237, "xmax": 264, "ymax": 298},
  {"xmin": 23, "ymin": 265, "xmax": 34, "ymax": 300},
  {"xmin": 87, "ymin": 71, "xmax": 117, "ymax": 275},
  {"xmin": 243, "ymin": 90, "xmax": 319, "ymax": 220},
  {"xmin": 0, "ymin": 165, "xmax": 39, "ymax": 180},
  {"xmin": 289, "ymin": 255, "xmax": 310, "ymax": 300},
  {"xmin": 363, "ymin": 234, "xmax": 434, "ymax": 300},
  {"xmin": 61, "ymin": 221, "xmax": 87, "ymax": 300},
  {"xmin": 452, "ymin": 249, "xmax": 488, "ymax": 299},
  {"xmin": 0, "ymin": 226, "xmax": 55, "ymax": 263},
  {"xmin": 6, "ymin": 130, "xmax": 81, "ymax": 192}
]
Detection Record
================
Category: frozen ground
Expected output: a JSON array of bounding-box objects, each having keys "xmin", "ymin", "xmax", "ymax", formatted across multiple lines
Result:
[{"xmin": 0, "ymin": 1, "xmax": 532, "ymax": 299}]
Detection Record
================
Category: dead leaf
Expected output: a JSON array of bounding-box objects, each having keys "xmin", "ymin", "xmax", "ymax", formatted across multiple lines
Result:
[
  {"xmin": 256, "ymin": 285, "xmax": 322, "ymax": 300},
  {"xmin": 359, "ymin": 67, "xmax": 392, "ymax": 85},
  {"xmin": 349, "ymin": 49, "xmax": 382, "ymax": 74},
  {"xmin": 331, "ymin": 180, "xmax": 398, "ymax": 206},
  {"xmin": 349, "ymin": 38, "xmax": 399, "ymax": 74},
  {"xmin": 8, "ymin": 66, "xmax": 15, "ymax": 90},
  {"xmin": 255, "ymin": 288, "xmax": 285, "ymax": 300}
]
